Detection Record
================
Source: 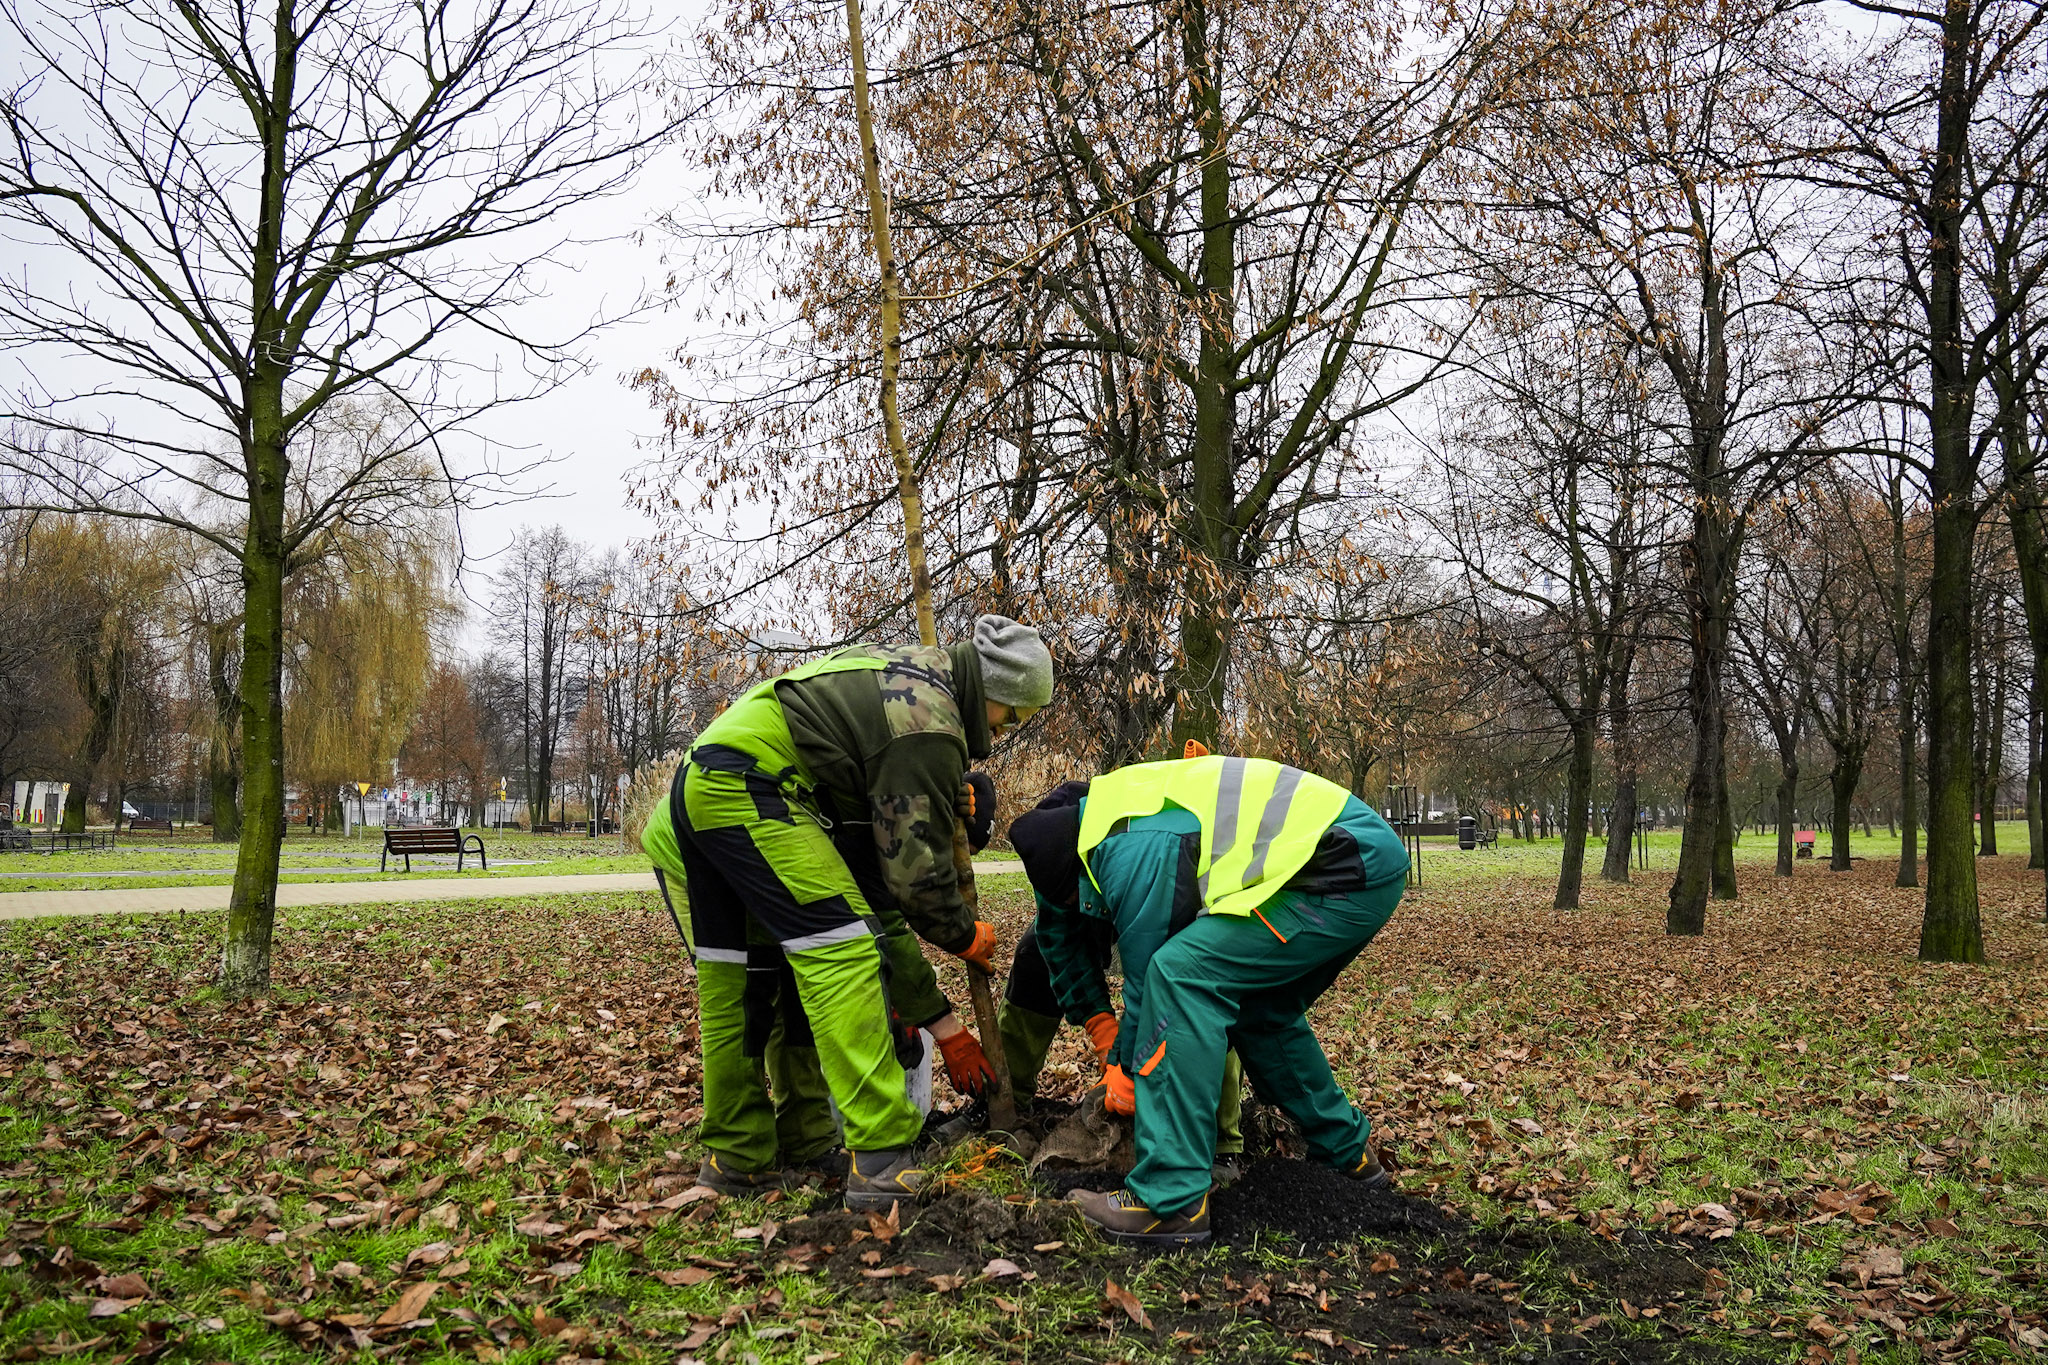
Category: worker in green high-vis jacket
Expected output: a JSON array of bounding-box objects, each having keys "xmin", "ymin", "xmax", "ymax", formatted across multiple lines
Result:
[
  {"xmin": 1008, "ymin": 756, "xmax": 1409, "ymax": 1246},
  {"xmin": 624, "ymin": 616, "xmax": 1053, "ymax": 1212}
]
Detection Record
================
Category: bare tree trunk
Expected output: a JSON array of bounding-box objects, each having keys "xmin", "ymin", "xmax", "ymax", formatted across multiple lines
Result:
[
  {"xmin": 207, "ymin": 620, "xmax": 242, "ymax": 842},
  {"xmin": 1671, "ymin": 511, "xmax": 1735, "ymax": 933},
  {"xmin": 2029, "ymin": 696, "xmax": 2043, "ymax": 869},
  {"xmin": 1976, "ymin": 592, "xmax": 2006, "ymax": 856},
  {"xmin": 1918, "ymin": 0, "xmax": 1985, "ymax": 963},
  {"xmin": 1713, "ymin": 742, "xmax": 1738, "ymax": 898},
  {"xmin": 1774, "ymin": 762, "xmax": 1798, "ymax": 877},
  {"xmin": 1602, "ymin": 779, "xmax": 1636, "ymax": 883},
  {"xmin": 1172, "ymin": 7, "xmax": 1237, "ymax": 752},
  {"xmin": 1556, "ymin": 719, "xmax": 1597, "ymax": 909},
  {"xmin": 1831, "ymin": 762, "xmax": 1861, "ymax": 871},
  {"xmin": 222, "ymin": 426, "xmax": 289, "ymax": 997}
]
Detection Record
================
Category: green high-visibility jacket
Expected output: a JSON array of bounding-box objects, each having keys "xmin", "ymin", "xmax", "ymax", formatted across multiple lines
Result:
[
  {"xmin": 1079, "ymin": 757, "xmax": 1356, "ymax": 918},
  {"xmin": 1044, "ymin": 760, "xmax": 1407, "ymax": 1066},
  {"xmin": 645, "ymin": 642, "xmax": 990, "ymax": 1026},
  {"xmin": 685, "ymin": 642, "xmax": 988, "ymax": 951}
]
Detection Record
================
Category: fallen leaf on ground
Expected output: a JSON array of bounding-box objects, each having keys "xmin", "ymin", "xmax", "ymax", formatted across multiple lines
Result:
[
  {"xmin": 375, "ymin": 1280, "xmax": 439, "ymax": 1326},
  {"xmin": 405, "ymin": 1241, "xmax": 453, "ymax": 1269},
  {"xmin": 1105, "ymin": 1279, "xmax": 1152, "ymax": 1330}
]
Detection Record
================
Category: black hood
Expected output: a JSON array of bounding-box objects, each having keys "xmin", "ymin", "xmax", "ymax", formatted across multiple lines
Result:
[{"xmin": 1007, "ymin": 781, "xmax": 1090, "ymax": 909}]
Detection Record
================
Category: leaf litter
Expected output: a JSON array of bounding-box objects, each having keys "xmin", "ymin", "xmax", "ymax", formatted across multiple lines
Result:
[{"xmin": 0, "ymin": 857, "xmax": 2041, "ymax": 1361}]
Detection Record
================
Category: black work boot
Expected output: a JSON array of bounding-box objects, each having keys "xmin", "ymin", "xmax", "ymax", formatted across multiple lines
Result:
[
  {"xmin": 1344, "ymin": 1149, "xmax": 1391, "ymax": 1189},
  {"xmin": 1073, "ymin": 1187, "xmax": 1211, "ymax": 1247},
  {"xmin": 844, "ymin": 1147, "xmax": 928, "ymax": 1212},
  {"xmin": 695, "ymin": 1153, "xmax": 783, "ymax": 1196}
]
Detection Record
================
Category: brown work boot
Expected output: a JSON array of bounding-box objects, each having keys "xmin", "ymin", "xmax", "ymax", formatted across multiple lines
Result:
[
  {"xmin": 844, "ymin": 1147, "xmax": 928, "ymax": 1213},
  {"xmin": 1344, "ymin": 1149, "xmax": 1391, "ymax": 1189},
  {"xmin": 1073, "ymin": 1187, "xmax": 1211, "ymax": 1247},
  {"xmin": 695, "ymin": 1153, "xmax": 783, "ymax": 1196}
]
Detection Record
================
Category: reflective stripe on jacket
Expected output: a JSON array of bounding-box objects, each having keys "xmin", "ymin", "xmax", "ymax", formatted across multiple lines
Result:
[{"xmin": 1077, "ymin": 756, "xmax": 1354, "ymax": 917}]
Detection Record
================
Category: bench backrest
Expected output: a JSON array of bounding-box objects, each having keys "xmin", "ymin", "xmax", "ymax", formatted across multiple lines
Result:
[
  {"xmin": 385, "ymin": 827, "xmax": 463, "ymax": 851},
  {"xmin": 130, "ymin": 818, "xmax": 172, "ymax": 831}
]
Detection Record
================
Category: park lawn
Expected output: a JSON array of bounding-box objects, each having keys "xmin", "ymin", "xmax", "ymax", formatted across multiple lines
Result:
[
  {"xmin": 0, "ymin": 836, "xmax": 651, "ymax": 893},
  {"xmin": 0, "ymin": 861, "xmax": 2043, "ymax": 1363},
  {"xmin": 1376, "ymin": 821, "xmax": 2035, "ymax": 890}
]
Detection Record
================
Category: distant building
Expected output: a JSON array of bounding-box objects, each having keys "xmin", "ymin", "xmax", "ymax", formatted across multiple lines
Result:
[{"xmin": 5, "ymin": 781, "xmax": 69, "ymax": 827}]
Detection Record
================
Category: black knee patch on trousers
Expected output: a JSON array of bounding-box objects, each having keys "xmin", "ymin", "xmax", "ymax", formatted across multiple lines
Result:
[
  {"xmin": 740, "ymin": 947, "xmax": 816, "ymax": 1058},
  {"xmin": 679, "ymin": 817, "xmax": 865, "ymax": 946}
]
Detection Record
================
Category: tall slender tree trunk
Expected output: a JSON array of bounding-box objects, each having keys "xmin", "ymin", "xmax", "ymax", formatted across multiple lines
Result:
[
  {"xmin": 222, "ymin": 420, "xmax": 290, "ymax": 996},
  {"xmin": 207, "ymin": 621, "xmax": 242, "ymax": 842},
  {"xmin": 1713, "ymin": 742, "xmax": 1738, "ymax": 896},
  {"xmin": 1976, "ymin": 593, "xmax": 2006, "ymax": 856},
  {"xmin": 1831, "ymin": 758, "xmax": 1862, "ymax": 871},
  {"xmin": 2003, "ymin": 404, "xmax": 2048, "ymax": 872},
  {"xmin": 1669, "ymin": 524, "xmax": 1734, "ymax": 933},
  {"xmin": 1555, "ymin": 718, "xmax": 1597, "ymax": 909},
  {"xmin": 1917, "ymin": 0, "xmax": 1986, "ymax": 962},
  {"xmin": 1602, "ymin": 782, "xmax": 1636, "ymax": 882},
  {"xmin": 1894, "ymin": 493, "xmax": 1921, "ymax": 888},
  {"xmin": 2028, "ymin": 698, "xmax": 2043, "ymax": 869},
  {"xmin": 1173, "ymin": 6, "xmax": 1236, "ymax": 751},
  {"xmin": 1774, "ymin": 759, "xmax": 1798, "ymax": 877},
  {"xmin": 1602, "ymin": 641, "xmax": 1637, "ymax": 883}
]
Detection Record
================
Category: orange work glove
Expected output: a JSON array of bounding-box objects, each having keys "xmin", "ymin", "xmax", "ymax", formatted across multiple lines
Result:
[
  {"xmin": 1102, "ymin": 1064, "xmax": 1135, "ymax": 1116},
  {"xmin": 936, "ymin": 1029, "xmax": 997, "ymax": 1096},
  {"xmin": 1183, "ymin": 739, "xmax": 1210, "ymax": 759},
  {"xmin": 1083, "ymin": 1012, "xmax": 1119, "ymax": 1064},
  {"xmin": 951, "ymin": 920, "xmax": 998, "ymax": 973}
]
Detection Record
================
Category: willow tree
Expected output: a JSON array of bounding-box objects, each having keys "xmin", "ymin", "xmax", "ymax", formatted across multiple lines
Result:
[
  {"xmin": 286, "ymin": 521, "xmax": 452, "ymax": 830},
  {"xmin": 0, "ymin": 0, "xmax": 667, "ymax": 992}
]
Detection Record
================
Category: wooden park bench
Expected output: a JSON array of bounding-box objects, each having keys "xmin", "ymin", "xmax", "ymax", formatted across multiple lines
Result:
[
  {"xmin": 127, "ymin": 817, "xmax": 174, "ymax": 836},
  {"xmin": 381, "ymin": 825, "xmax": 488, "ymax": 873}
]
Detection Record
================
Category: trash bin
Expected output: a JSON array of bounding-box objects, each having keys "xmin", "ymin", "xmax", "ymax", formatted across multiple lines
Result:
[{"xmin": 1458, "ymin": 814, "xmax": 1477, "ymax": 851}]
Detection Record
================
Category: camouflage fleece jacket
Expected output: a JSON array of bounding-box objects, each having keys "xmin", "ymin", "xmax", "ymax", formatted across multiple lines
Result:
[{"xmin": 778, "ymin": 641, "xmax": 990, "ymax": 965}]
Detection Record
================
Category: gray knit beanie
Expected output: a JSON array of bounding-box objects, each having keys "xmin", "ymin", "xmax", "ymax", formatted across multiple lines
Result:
[{"xmin": 972, "ymin": 615, "xmax": 1054, "ymax": 708}]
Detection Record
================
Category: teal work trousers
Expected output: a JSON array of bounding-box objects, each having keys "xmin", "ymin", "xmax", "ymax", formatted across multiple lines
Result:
[{"xmin": 1125, "ymin": 880, "xmax": 1403, "ymax": 1214}]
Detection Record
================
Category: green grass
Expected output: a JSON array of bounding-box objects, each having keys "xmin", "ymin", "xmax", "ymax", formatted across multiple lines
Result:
[
  {"xmin": 2, "ymin": 854, "xmax": 2045, "ymax": 1361},
  {"xmin": 0, "ymin": 829, "xmax": 650, "ymax": 892},
  {"xmin": 1400, "ymin": 819, "xmax": 2024, "ymax": 887}
]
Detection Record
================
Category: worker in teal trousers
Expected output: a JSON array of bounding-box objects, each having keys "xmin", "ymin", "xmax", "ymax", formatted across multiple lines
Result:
[{"xmin": 1008, "ymin": 756, "xmax": 1408, "ymax": 1245}]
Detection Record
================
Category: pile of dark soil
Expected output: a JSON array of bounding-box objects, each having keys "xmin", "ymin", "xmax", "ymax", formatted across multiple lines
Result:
[{"xmin": 1210, "ymin": 1156, "xmax": 1467, "ymax": 1243}]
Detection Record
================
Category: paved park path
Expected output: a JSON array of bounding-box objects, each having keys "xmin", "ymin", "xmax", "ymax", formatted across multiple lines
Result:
[{"xmin": 0, "ymin": 863, "xmax": 1022, "ymax": 921}]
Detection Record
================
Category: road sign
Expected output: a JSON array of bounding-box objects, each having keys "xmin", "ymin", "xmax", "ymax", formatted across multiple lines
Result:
[{"xmin": 357, "ymin": 782, "xmax": 370, "ymax": 796}]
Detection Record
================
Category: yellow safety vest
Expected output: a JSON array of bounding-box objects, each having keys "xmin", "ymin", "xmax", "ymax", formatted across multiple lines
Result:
[{"xmin": 1077, "ymin": 757, "xmax": 1353, "ymax": 916}]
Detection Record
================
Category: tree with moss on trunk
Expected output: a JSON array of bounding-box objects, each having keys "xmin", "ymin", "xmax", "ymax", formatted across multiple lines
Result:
[
  {"xmin": 1793, "ymin": 0, "xmax": 2048, "ymax": 961},
  {"xmin": 0, "ymin": 0, "xmax": 673, "ymax": 993}
]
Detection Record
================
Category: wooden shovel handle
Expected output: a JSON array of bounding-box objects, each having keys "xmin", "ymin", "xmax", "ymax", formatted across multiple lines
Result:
[{"xmin": 953, "ymin": 818, "xmax": 1017, "ymax": 1130}]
